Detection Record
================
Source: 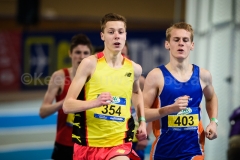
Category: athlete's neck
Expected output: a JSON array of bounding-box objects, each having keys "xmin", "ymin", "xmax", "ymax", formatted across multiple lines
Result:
[{"xmin": 102, "ymin": 51, "xmax": 123, "ymax": 68}]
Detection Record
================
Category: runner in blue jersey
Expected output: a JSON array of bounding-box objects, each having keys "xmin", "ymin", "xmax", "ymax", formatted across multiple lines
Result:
[{"xmin": 143, "ymin": 22, "xmax": 218, "ymax": 160}]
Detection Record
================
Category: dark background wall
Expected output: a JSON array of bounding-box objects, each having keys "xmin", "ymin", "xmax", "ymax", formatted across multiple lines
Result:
[
  {"xmin": 0, "ymin": 0, "xmax": 186, "ymax": 31},
  {"xmin": 0, "ymin": 0, "xmax": 186, "ymax": 92}
]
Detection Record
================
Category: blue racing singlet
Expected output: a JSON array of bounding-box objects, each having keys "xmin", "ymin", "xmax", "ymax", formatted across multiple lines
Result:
[{"xmin": 151, "ymin": 64, "xmax": 205, "ymax": 160}]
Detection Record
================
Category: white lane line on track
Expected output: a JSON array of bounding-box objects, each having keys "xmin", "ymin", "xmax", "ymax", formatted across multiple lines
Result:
[
  {"xmin": 0, "ymin": 125, "xmax": 56, "ymax": 135},
  {"xmin": 0, "ymin": 141, "xmax": 54, "ymax": 152}
]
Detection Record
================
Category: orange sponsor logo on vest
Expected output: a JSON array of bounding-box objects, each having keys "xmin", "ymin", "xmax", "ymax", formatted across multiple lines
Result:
[{"xmin": 116, "ymin": 149, "xmax": 125, "ymax": 154}]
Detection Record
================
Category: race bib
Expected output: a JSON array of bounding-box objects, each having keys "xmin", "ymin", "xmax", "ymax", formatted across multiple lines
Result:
[
  {"xmin": 94, "ymin": 96, "xmax": 127, "ymax": 122},
  {"xmin": 167, "ymin": 107, "xmax": 200, "ymax": 131},
  {"xmin": 168, "ymin": 114, "xmax": 199, "ymax": 127}
]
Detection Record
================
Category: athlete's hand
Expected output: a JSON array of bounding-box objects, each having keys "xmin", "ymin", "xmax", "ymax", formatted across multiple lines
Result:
[
  {"xmin": 59, "ymin": 100, "xmax": 65, "ymax": 110},
  {"xmin": 205, "ymin": 121, "xmax": 217, "ymax": 140},
  {"xmin": 135, "ymin": 138, "xmax": 148, "ymax": 150},
  {"xmin": 96, "ymin": 92, "xmax": 112, "ymax": 107},
  {"xmin": 135, "ymin": 121, "xmax": 147, "ymax": 141},
  {"xmin": 59, "ymin": 99, "xmax": 65, "ymax": 108},
  {"xmin": 171, "ymin": 95, "xmax": 189, "ymax": 112}
]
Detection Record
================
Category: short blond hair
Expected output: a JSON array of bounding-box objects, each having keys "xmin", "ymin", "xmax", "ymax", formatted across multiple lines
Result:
[{"xmin": 166, "ymin": 22, "xmax": 194, "ymax": 42}]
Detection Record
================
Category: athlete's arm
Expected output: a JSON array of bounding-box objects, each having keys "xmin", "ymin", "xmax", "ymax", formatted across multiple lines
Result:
[
  {"xmin": 143, "ymin": 68, "xmax": 163, "ymax": 122},
  {"xmin": 131, "ymin": 62, "xmax": 144, "ymax": 121},
  {"xmin": 143, "ymin": 68, "xmax": 189, "ymax": 122},
  {"xmin": 39, "ymin": 70, "xmax": 64, "ymax": 118},
  {"xmin": 200, "ymin": 68, "xmax": 218, "ymax": 140},
  {"xmin": 63, "ymin": 56, "xmax": 112, "ymax": 114},
  {"xmin": 131, "ymin": 62, "xmax": 147, "ymax": 140}
]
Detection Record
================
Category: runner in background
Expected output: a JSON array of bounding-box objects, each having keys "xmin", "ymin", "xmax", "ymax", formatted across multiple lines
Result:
[{"xmin": 39, "ymin": 34, "xmax": 93, "ymax": 160}]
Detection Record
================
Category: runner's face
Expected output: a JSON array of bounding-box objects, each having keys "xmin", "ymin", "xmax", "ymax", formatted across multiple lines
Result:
[
  {"xmin": 165, "ymin": 28, "xmax": 194, "ymax": 60},
  {"xmin": 69, "ymin": 44, "xmax": 91, "ymax": 69},
  {"xmin": 101, "ymin": 21, "xmax": 126, "ymax": 54}
]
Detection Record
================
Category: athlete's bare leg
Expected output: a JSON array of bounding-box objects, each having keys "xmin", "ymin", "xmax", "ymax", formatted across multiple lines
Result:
[{"xmin": 111, "ymin": 156, "xmax": 129, "ymax": 160}]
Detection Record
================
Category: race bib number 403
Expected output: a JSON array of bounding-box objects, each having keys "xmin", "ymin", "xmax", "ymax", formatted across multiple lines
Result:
[{"xmin": 168, "ymin": 114, "xmax": 199, "ymax": 127}]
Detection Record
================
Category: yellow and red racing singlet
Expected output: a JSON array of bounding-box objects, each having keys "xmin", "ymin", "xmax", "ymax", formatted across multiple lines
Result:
[{"xmin": 72, "ymin": 52, "xmax": 135, "ymax": 147}]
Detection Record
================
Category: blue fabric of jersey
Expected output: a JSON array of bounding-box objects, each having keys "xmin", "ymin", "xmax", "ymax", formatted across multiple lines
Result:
[{"xmin": 154, "ymin": 64, "xmax": 203, "ymax": 160}]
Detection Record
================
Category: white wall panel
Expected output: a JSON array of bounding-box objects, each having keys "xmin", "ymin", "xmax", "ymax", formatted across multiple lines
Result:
[
  {"xmin": 186, "ymin": 0, "xmax": 198, "ymax": 29},
  {"xmin": 192, "ymin": 35, "xmax": 209, "ymax": 68},
  {"xmin": 232, "ymin": 30, "xmax": 240, "ymax": 109},
  {"xmin": 186, "ymin": 0, "xmax": 238, "ymax": 159},
  {"xmin": 198, "ymin": 0, "xmax": 211, "ymax": 33},
  {"xmin": 236, "ymin": 0, "xmax": 240, "ymax": 24},
  {"xmin": 204, "ymin": 26, "xmax": 232, "ymax": 160},
  {"xmin": 212, "ymin": 0, "xmax": 232, "ymax": 24}
]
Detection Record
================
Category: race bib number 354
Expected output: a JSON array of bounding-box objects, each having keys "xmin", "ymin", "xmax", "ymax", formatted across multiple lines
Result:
[
  {"xmin": 94, "ymin": 96, "xmax": 127, "ymax": 122},
  {"xmin": 168, "ymin": 114, "xmax": 199, "ymax": 127}
]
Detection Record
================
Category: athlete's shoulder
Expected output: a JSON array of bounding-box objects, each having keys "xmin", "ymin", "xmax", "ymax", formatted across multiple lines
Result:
[
  {"xmin": 131, "ymin": 60, "xmax": 141, "ymax": 69},
  {"xmin": 199, "ymin": 67, "xmax": 212, "ymax": 79},
  {"xmin": 47, "ymin": 69, "xmax": 68, "ymax": 88},
  {"xmin": 199, "ymin": 67, "xmax": 213, "ymax": 86},
  {"xmin": 144, "ymin": 67, "xmax": 164, "ymax": 88},
  {"xmin": 131, "ymin": 61, "xmax": 142, "ymax": 77},
  {"xmin": 52, "ymin": 69, "xmax": 66, "ymax": 79},
  {"xmin": 147, "ymin": 67, "xmax": 163, "ymax": 79},
  {"xmin": 80, "ymin": 55, "xmax": 98, "ymax": 68}
]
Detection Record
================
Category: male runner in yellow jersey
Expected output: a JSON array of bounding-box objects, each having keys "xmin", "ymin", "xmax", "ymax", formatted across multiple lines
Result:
[{"xmin": 63, "ymin": 13, "xmax": 147, "ymax": 160}]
